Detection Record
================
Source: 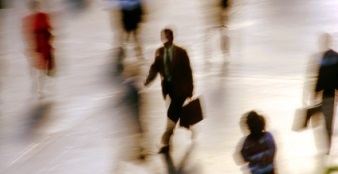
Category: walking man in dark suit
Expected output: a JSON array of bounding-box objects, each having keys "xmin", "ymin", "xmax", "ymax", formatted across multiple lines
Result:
[
  {"xmin": 313, "ymin": 33, "xmax": 338, "ymax": 154},
  {"xmin": 144, "ymin": 28, "xmax": 194, "ymax": 153}
]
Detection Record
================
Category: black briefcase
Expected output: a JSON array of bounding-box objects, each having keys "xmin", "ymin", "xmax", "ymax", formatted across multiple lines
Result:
[
  {"xmin": 292, "ymin": 104, "xmax": 322, "ymax": 131},
  {"xmin": 180, "ymin": 98, "xmax": 204, "ymax": 129}
]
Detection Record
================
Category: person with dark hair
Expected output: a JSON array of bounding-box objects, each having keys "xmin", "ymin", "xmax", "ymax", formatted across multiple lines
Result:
[
  {"xmin": 22, "ymin": 0, "xmax": 55, "ymax": 98},
  {"xmin": 144, "ymin": 28, "xmax": 194, "ymax": 153},
  {"xmin": 240, "ymin": 111, "xmax": 276, "ymax": 174}
]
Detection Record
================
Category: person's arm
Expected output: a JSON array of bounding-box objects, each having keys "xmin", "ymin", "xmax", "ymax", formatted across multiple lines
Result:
[
  {"xmin": 315, "ymin": 69, "xmax": 323, "ymax": 93},
  {"xmin": 301, "ymin": 53, "xmax": 320, "ymax": 104},
  {"xmin": 182, "ymin": 50, "xmax": 194, "ymax": 97},
  {"xmin": 258, "ymin": 133, "xmax": 276, "ymax": 163},
  {"xmin": 144, "ymin": 50, "xmax": 160, "ymax": 86},
  {"xmin": 240, "ymin": 138, "xmax": 252, "ymax": 162}
]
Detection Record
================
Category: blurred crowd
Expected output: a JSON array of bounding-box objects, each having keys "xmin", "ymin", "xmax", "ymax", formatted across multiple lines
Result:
[{"xmin": 0, "ymin": 0, "xmax": 338, "ymax": 174}]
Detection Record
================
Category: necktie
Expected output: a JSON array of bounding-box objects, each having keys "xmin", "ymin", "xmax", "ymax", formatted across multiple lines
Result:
[{"xmin": 165, "ymin": 49, "xmax": 172, "ymax": 81}]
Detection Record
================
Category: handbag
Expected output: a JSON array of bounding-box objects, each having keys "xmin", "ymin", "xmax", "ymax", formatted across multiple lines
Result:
[{"xmin": 179, "ymin": 97, "xmax": 204, "ymax": 129}]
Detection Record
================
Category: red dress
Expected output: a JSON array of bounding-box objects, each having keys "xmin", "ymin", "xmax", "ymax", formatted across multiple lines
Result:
[{"xmin": 23, "ymin": 12, "xmax": 54, "ymax": 71}]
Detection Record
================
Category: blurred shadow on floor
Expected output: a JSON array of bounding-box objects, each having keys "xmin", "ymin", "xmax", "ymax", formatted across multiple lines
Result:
[
  {"xmin": 104, "ymin": 47, "xmax": 125, "ymax": 85},
  {"xmin": 162, "ymin": 142, "xmax": 203, "ymax": 174},
  {"xmin": 65, "ymin": 0, "xmax": 91, "ymax": 16},
  {"xmin": 25, "ymin": 101, "xmax": 53, "ymax": 138}
]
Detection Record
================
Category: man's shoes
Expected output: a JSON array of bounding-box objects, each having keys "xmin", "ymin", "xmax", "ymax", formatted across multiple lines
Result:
[{"xmin": 158, "ymin": 145, "xmax": 170, "ymax": 154}]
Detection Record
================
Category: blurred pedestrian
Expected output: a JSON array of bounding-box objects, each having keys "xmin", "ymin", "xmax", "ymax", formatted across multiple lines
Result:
[
  {"xmin": 204, "ymin": 0, "xmax": 232, "ymax": 65},
  {"xmin": 114, "ymin": 64, "xmax": 148, "ymax": 169},
  {"xmin": 162, "ymin": 142, "xmax": 202, "ymax": 174},
  {"xmin": 119, "ymin": 0, "xmax": 144, "ymax": 58},
  {"xmin": 144, "ymin": 28, "xmax": 194, "ymax": 153},
  {"xmin": 313, "ymin": 33, "xmax": 338, "ymax": 154},
  {"xmin": 240, "ymin": 111, "xmax": 277, "ymax": 174},
  {"xmin": 22, "ymin": 0, "xmax": 55, "ymax": 98},
  {"xmin": 108, "ymin": 55, "xmax": 147, "ymax": 173},
  {"xmin": 120, "ymin": 64, "xmax": 143, "ymax": 133},
  {"xmin": 219, "ymin": 0, "xmax": 231, "ymax": 59},
  {"xmin": 220, "ymin": 0, "xmax": 231, "ymax": 27}
]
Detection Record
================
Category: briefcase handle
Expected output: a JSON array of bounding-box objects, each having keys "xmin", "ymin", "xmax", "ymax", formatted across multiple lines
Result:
[{"xmin": 183, "ymin": 96, "xmax": 199, "ymax": 106}]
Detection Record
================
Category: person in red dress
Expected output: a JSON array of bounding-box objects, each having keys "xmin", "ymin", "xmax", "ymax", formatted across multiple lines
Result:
[{"xmin": 23, "ymin": 0, "xmax": 55, "ymax": 98}]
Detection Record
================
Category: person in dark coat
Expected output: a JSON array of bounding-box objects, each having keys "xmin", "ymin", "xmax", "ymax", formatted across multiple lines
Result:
[
  {"xmin": 314, "ymin": 33, "xmax": 338, "ymax": 154},
  {"xmin": 144, "ymin": 28, "xmax": 194, "ymax": 153}
]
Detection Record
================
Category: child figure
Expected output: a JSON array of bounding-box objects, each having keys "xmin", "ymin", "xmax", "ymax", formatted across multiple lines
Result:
[{"xmin": 240, "ymin": 111, "xmax": 277, "ymax": 174}]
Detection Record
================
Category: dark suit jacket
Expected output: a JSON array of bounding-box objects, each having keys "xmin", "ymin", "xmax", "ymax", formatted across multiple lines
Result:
[
  {"xmin": 315, "ymin": 49, "xmax": 338, "ymax": 97},
  {"xmin": 145, "ymin": 45, "xmax": 194, "ymax": 99}
]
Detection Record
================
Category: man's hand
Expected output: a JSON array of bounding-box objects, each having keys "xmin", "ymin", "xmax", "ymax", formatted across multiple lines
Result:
[
  {"xmin": 138, "ymin": 79, "xmax": 148, "ymax": 93},
  {"xmin": 144, "ymin": 79, "xmax": 149, "ymax": 86},
  {"xmin": 305, "ymin": 92, "xmax": 322, "ymax": 106},
  {"xmin": 314, "ymin": 92, "xmax": 321, "ymax": 99},
  {"xmin": 188, "ymin": 92, "xmax": 193, "ymax": 98}
]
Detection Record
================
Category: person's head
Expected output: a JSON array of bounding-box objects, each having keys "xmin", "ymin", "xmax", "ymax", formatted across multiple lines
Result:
[
  {"xmin": 319, "ymin": 33, "xmax": 333, "ymax": 51},
  {"xmin": 161, "ymin": 28, "xmax": 174, "ymax": 46},
  {"xmin": 29, "ymin": 0, "xmax": 40, "ymax": 11},
  {"xmin": 245, "ymin": 111, "xmax": 266, "ymax": 136}
]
